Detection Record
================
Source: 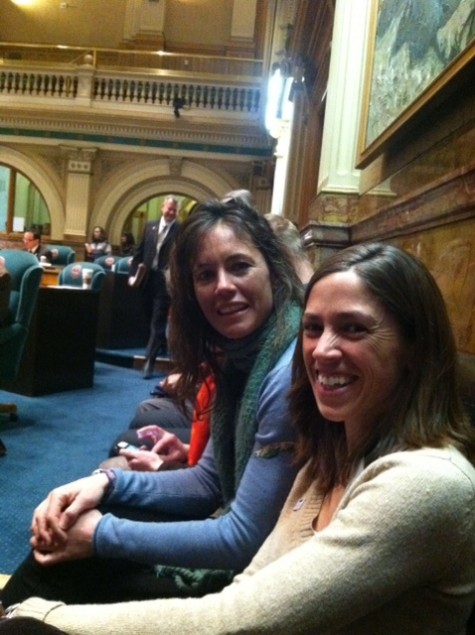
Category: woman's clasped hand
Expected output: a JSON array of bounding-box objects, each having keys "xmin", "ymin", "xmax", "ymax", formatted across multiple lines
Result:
[{"xmin": 29, "ymin": 474, "xmax": 109, "ymax": 565}]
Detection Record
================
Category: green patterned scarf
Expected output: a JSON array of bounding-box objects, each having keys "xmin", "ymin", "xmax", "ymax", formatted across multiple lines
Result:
[{"xmin": 211, "ymin": 301, "xmax": 302, "ymax": 505}]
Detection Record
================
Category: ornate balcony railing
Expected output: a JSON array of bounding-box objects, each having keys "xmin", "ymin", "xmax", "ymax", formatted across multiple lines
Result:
[
  {"xmin": 0, "ymin": 68, "xmax": 77, "ymax": 99},
  {"xmin": 0, "ymin": 43, "xmax": 264, "ymax": 123}
]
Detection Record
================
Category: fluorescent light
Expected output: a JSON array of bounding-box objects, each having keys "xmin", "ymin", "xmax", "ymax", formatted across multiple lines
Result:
[{"xmin": 265, "ymin": 66, "xmax": 294, "ymax": 138}]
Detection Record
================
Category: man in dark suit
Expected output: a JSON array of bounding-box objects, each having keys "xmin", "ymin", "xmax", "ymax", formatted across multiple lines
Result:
[
  {"xmin": 22, "ymin": 230, "xmax": 52, "ymax": 263},
  {"xmin": 129, "ymin": 195, "xmax": 180, "ymax": 378}
]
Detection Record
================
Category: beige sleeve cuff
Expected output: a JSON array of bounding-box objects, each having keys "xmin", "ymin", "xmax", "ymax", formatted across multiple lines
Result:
[{"xmin": 14, "ymin": 597, "xmax": 65, "ymax": 623}]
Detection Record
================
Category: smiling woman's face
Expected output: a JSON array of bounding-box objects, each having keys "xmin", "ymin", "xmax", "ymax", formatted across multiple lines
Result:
[
  {"xmin": 192, "ymin": 223, "xmax": 274, "ymax": 340},
  {"xmin": 302, "ymin": 270, "xmax": 411, "ymax": 448}
]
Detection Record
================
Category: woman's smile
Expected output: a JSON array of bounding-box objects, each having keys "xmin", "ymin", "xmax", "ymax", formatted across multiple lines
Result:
[{"xmin": 316, "ymin": 373, "xmax": 355, "ymax": 389}]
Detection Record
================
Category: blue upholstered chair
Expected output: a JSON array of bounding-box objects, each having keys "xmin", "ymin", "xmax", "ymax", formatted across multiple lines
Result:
[
  {"xmin": 115, "ymin": 256, "xmax": 134, "ymax": 275},
  {"xmin": 95, "ymin": 255, "xmax": 121, "ymax": 271},
  {"xmin": 0, "ymin": 250, "xmax": 43, "ymax": 421},
  {"xmin": 49, "ymin": 245, "xmax": 76, "ymax": 266},
  {"xmin": 59, "ymin": 262, "xmax": 105, "ymax": 292}
]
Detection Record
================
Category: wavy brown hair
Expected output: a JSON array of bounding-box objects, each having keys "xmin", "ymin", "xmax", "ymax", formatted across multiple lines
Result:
[{"xmin": 290, "ymin": 242, "xmax": 475, "ymax": 491}]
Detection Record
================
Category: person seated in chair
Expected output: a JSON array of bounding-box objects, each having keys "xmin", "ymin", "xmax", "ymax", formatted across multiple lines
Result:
[
  {"xmin": 22, "ymin": 230, "xmax": 52, "ymax": 263},
  {"xmin": 119, "ymin": 232, "xmax": 135, "ymax": 257},
  {"xmin": 84, "ymin": 226, "xmax": 112, "ymax": 263}
]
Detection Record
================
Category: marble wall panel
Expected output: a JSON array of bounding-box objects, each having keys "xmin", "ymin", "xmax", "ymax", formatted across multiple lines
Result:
[{"xmin": 390, "ymin": 218, "xmax": 475, "ymax": 355}]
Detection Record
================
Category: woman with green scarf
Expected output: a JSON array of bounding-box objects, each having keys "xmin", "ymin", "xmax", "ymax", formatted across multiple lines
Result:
[{"xmin": 2, "ymin": 199, "xmax": 304, "ymax": 606}]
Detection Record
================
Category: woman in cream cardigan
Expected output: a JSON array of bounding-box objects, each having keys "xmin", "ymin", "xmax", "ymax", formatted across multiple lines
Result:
[{"xmin": 5, "ymin": 242, "xmax": 475, "ymax": 634}]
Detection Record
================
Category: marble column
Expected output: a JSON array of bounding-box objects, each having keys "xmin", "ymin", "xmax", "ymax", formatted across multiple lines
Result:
[{"xmin": 60, "ymin": 147, "xmax": 97, "ymax": 242}]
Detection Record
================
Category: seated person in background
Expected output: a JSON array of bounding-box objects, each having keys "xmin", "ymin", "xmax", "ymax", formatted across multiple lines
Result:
[
  {"xmin": 0, "ymin": 256, "xmax": 11, "ymax": 325},
  {"xmin": 220, "ymin": 188, "xmax": 255, "ymax": 207},
  {"xmin": 22, "ymin": 230, "xmax": 52, "ymax": 263},
  {"xmin": 1, "ymin": 198, "xmax": 303, "ymax": 607},
  {"xmin": 84, "ymin": 226, "xmax": 112, "ymax": 262},
  {"xmin": 103, "ymin": 374, "xmax": 215, "ymax": 472},
  {"xmin": 119, "ymin": 232, "xmax": 135, "ymax": 257},
  {"xmin": 126, "ymin": 371, "xmax": 193, "ymax": 434},
  {"xmin": 264, "ymin": 213, "xmax": 314, "ymax": 284},
  {"xmin": 6, "ymin": 242, "xmax": 475, "ymax": 634}
]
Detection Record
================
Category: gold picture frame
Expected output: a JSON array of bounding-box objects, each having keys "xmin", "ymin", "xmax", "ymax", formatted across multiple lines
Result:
[{"xmin": 357, "ymin": 0, "xmax": 475, "ymax": 169}]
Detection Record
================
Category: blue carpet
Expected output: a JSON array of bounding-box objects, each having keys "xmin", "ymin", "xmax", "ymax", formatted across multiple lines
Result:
[{"xmin": 0, "ymin": 362, "xmax": 165, "ymax": 574}]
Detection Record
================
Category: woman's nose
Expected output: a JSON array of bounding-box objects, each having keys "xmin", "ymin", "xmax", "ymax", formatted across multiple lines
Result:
[
  {"xmin": 215, "ymin": 270, "xmax": 235, "ymax": 293},
  {"xmin": 313, "ymin": 329, "xmax": 340, "ymax": 359}
]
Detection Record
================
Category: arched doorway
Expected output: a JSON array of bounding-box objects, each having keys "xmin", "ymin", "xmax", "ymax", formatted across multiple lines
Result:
[{"xmin": 0, "ymin": 164, "xmax": 51, "ymax": 235}]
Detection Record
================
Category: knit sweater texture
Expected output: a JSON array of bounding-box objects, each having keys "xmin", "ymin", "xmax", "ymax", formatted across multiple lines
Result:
[{"xmin": 16, "ymin": 445, "xmax": 475, "ymax": 634}]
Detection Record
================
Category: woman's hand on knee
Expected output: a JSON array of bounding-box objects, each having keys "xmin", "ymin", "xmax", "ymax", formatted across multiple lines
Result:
[
  {"xmin": 30, "ymin": 473, "xmax": 110, "ymax": 547},
  {"xmin": 31, "ymin": 509, "xmax": 102, "ymax": 566}
]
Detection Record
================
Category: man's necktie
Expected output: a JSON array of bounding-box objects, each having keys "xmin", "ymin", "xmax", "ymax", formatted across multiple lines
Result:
[{"xmin": 152, "ymin": 225, "xmax": 168, "ymax": 269}]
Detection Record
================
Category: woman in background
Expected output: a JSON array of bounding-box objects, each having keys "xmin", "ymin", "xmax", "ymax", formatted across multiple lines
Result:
[
  {"xmin": 119, "ymin": 232, "xmax": 135, "ymax": 257},
  {"xmin": 84, "ymin": 226, "xmax": 112, "ymax": 262}
]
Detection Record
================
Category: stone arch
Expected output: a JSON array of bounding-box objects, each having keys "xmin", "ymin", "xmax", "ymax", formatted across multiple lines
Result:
[
  {"xmin": 0, "ymin": 147, "xmax": 64, "ymax": 239},
  {"xmin": 91, "ymin": 158, "xmax": 239, "ymax": 244}
]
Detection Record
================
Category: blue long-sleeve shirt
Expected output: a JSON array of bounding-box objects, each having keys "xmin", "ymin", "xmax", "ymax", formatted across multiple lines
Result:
[{"xmin": 93, "ymin": 341, "xmax": 299, "ymax": 571}]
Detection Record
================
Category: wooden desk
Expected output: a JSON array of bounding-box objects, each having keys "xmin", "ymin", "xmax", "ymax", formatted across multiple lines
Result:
[
  {"xmin": 96, "ymin": 271, "xmax": 149, "ymax": 349},
  {"xmin": 5, "ymin": 286, "xmax": 99, "ymax": 396},
  {"xmin": 40, "ymin": 266, "xmax": 61, "ymax": 287}
]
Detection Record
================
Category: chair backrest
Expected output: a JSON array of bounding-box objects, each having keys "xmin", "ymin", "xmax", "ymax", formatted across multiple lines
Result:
[
  {"xmin": 0, "ymin": 249, "xmax": 43, "ymax": 382},
  {"xmin": 95, "ymin": 255, "xmax": 121, "ymax": 270},
  {"xmin": 58, "ymin": 262, "xmax": 105, "ymax": 292},
  {"xmin": 49, "ymin": 245, "xmax": 76, "ymax": 266},
  {"xmin": 115, "ymin": 256, "xmax": 133, "ymax": 274}
]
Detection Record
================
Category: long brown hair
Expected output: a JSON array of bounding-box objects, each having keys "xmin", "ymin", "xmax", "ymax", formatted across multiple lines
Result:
[{"xmin": 290, "ymin": 242, "xmax": 475, "ymax": 491}]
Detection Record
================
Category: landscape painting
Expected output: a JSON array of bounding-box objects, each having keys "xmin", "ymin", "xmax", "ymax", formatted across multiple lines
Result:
[{"xmin": 359, "ymin": 0, "xmax": 475, "ymax": 165}]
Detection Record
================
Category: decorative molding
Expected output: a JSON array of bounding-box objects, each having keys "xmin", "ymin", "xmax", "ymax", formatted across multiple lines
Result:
[
  {"xmin": 301, "ymin": 220, "xmax": 350, "ymax": 249},
  {"xmin": 59, "ymin": 145, "xmax": 97, "ymax": 174},
  {"xmin": 0, "ymin": 116, "xmax": 273, "ymax": 159},
  {"xmin": 169, "ymin": 156, "xmax": 183, "ymax": 176}
]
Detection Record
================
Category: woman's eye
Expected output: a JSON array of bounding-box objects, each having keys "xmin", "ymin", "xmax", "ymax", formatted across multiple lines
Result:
[
  {"xmin": 194, "ymin": 270, "xmax": 215, "ymax": 283},
  {"xmin": 343, "ymin": 323, "xmax": 366, "ymax": 335},
  {"xmin": 303, "ymin": 322, "xmax": 323, "ymax": 336},
  {"xmin": 231, "ymin": 261, "xmax": 252, "ymax": 275}
]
